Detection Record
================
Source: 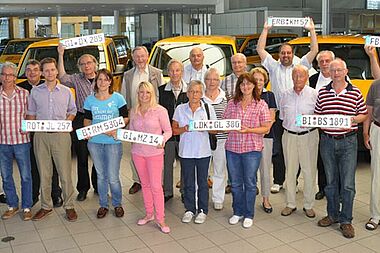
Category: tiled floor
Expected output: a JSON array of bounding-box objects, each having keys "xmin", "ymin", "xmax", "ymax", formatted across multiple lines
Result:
[{"xmin": 0, "ymin": 143, "xmax": 379, "ymax": 253}]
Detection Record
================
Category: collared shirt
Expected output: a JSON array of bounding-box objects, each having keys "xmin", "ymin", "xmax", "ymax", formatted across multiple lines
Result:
[
  {"xmin": 164, "ymin": 79, "xmax": 188, "ymax": 100},
  {"xmin": 28, "ymin": 82, "xmax": 77, "ymax": 120},
  {"xmin": 315, "ymin": 81, "xmax": 368, "ymax": 135},
  {"xmin": 183, "ymin": 64, "xmax": 208, "ymax": 84},
  {"xmin": 129, "ymin": 105, "xmax": 172, "ymax": 157},
  {"xmin": 262, "ymin": 54, "xmax": 311, "ymax": 104},
  {"xmin": 173, "ymin": 102, "xmax": 217, "ymax": 158},
  {"xmin": 59, "ymin": 73, "xmax": 94, "ymax": 113},
  {"xmin": 220, "ymin": 72, "xmax": 238, "ymax": 100},
  {"xmin": 17, "ymin": 79, "xmax": 44, "ymax": 93},
  {"xmin": 131, "ymin": 66, "xmax": 149, "ymax": 108},
  {"xmin": 366, "ymin": 79, "xmax": 380, "ymax": 123},
  {"xmin": 224, "ymin": 99, "xmax": 270, "ymax": 153},
  {"xmin": 315, "ymin": 73, "xmax": 332, "ymax": 92},
  {"xmin": 202, "ymin": 88, "xmax": 228, "ymax": 140},
  {"xmin": 280, "ymin": 86, "xmax": 317, "ymax": 132},
  {"xmin": 0, "ymin": 86, "xmax": 30, "ymax": 144}
]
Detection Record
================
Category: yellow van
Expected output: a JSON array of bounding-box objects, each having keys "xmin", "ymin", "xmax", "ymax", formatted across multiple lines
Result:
[
  {"xmin": 237, "ymin": 33, "xmax": 298, "ymax": 67},
  {"xmin": 108, "ymin": 35, "xmax": 132, "ymax": 69},
  {"xmin": 16, "ymin": 37, "xmax": 124, "ymax": 91},
  {"xmin": 0, "ymin": 38, "xmax": 47, "ymax": 66},
  {"xmin": 149, "ymin": 35, "xmax": 237, "ymax": 82}
]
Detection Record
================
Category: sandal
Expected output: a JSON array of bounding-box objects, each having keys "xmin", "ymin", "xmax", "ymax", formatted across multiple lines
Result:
[{"xmin": 365, "ymin": 218, "xmax": 379, "ymax": 231}]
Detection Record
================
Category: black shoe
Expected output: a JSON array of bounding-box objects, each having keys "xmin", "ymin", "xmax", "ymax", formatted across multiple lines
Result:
[
  {"xmin": 164, "ymin": 195, "xmax": 173, "ymax": 203},
  {"xmin": 181, "ymin": 193, "xmax": 184, "ymax": 203},
  {"xmin": 53, "ymin": 196, "xmax": 63, "ymax": 208},
  {"xmin": 0, "ymin": 193, "xmax": 7, "ymax": 204},
  {"xmin": 76, "ymin": 191, "xmax": 87, "ymax": 201},
  {"xmin": 128, "ymin": 182, "xmax": 141, "ymax": 194},
  {"xmin": 315, "ymin": 191, "xmax": 325, "ymax": 200},
  {"xmin": 256, "ymin": 186, "xmax": 259, "ymax": 195},
  {"xmin": 32, "ymin": 197, "xmax": 39, "ymax": 207},
  {"xmin": 225, "ymin": 185, "xmax": 232, "ymax": 194},
  {"xmin": 262, "ymin": 203, "xmax": 273, "ymax": 213}
]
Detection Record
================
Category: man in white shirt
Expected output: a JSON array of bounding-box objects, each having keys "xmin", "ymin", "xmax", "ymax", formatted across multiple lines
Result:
[{"xmin": 183, "ymin": 47, "xmax": 208, "ymax": 83}]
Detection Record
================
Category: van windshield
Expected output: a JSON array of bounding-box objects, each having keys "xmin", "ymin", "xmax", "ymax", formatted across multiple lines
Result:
[
  {"xmin": 149, "ymin": 43, "xmax": 234, "ymax": 77},
  {"xmin": 293, "ymin": 43, "xmax": 372, "ymax": 80},
  {"xmin": 3, "ymin": 41, "xmax": 37, "ymax": 55},
  {"xmin": 18, "ymin": 45, "xmax": 105, "ymax": 78}
]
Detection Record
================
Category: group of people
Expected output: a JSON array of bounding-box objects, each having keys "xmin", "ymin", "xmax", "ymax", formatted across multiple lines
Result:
[{"xmin": 0, "ymin": 17, "xmax": 379, "ymax": 237}]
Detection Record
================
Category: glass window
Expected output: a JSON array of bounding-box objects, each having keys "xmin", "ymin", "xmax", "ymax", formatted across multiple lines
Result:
[{"xmin": 3, "ymin": 41, "xmax": 36, "ymax": 55}]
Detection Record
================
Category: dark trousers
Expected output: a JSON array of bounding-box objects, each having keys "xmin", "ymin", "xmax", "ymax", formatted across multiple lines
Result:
[
  {"xmin": 31, "ymin": 137, "xmax": 62, "ymax": 201},
  {"xmin": 317, "ymin": 131, "xmax": 327, "ymax": 192},
  {"xmin": 272, "ymin": 114, "xmax": 286, "ymax": 185},
  {"xmin": 72, "ymin": 113, "xmax": 97, "ymax": 193}
]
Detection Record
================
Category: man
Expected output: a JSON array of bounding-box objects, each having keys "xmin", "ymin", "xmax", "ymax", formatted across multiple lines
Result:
[
  {"xmin": 316, "ymin": 58, "xmax": 368, "ymax": 238},
  {"xmin": 0, "ymin": 62, "xmax": 32, "ymax": 221},
  {"xmin": 221, "ymin": 53, "xmax": 247, "ymax": 100},
  {"xmin": 158, "ymin": 59, "xmax": 189, "ymax": 202},
  {"xmin": 257, "ymin": 18, "xmax": 318, "ymax": 193},
  {"xmin": 279, "ymin": 65, "xmax": 318, "ymax": 218},
  {"xmin": 58, "ymin": 44, "xmax": 97, "ymax": 201},
  {"xmin": 309, "ymin": 50, "xmax": 335, "ymax": 200},
  {"xmin": 27, "ymin": 57, "xmax": 78, "ymax": 222},
  {"xmin": 183, "ymin": 47, "xmax": 207, "ymax": 83},
  {"xmin": 18, "ymin": 59, "xmax": 63, "ymax": 207},
  {"xmin": 121, "ymin": 46, "xmax": 164, "ymax": 194}
]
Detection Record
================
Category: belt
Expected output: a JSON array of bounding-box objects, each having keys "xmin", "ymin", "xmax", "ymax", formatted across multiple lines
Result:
[
  {"xmin": 374, "ymin": 121, "xmax": 380, "ymax": 128},
  {"xmin": 323, "ymin": 131, "xmax": 357, "ymax": 140},
  {"xmin": 284, "ymin": 128, "xmax": 317, "ymax": 135}
]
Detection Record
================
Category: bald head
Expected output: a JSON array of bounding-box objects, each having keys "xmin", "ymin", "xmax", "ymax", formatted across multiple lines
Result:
[
  {"xmin": 292, "ymin": 65, "xmax": 309, "ymax": 94},
  {"xmin": 189, "ymin": 47, "xmax": 204, "ymax": 70},
  {"xmin": 231, "ymin": 53, "xmax": 247, "ymax": 76},
  {"xmin": 329, "ymin": 58, "xmax": 348, "ymax": 84}
]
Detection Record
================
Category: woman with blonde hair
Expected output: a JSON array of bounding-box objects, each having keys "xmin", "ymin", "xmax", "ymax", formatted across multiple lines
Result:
[{"xmin": 129, "ymin": 81, "xmax": 172, "ymax": 233}]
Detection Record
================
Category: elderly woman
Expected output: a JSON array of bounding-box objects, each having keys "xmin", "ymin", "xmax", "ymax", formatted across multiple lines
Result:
[
  {"xmin": 84, "ymin": 69, "xmax": 128, "ymax": 219},
  {"xmin": 130, "ymin": 81, "xmax": 172, "ymax": 233},
  {"xmin": 202, "ymin": 68, "xmax": 228, "ymax": 210},
  {"xmin": 250, "ymin": 67, "xmax": 276, "ymax": 213},
  {"xmin": 172, "ymin": 80, "xmax": 217, "ymax": 224},
  {"xmin": 224, "ymin": 72, "xmax": 271, "ymax": 228}
]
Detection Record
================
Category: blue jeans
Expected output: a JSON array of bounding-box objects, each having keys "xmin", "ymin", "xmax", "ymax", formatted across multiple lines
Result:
[
  {"xmin": 226, "ymin": 150, "xmax": 261, "ymax": 219},
  {"xmin": 320, "ymin": 133, "xmax": 357, "ymax": 224},
  {"xmin": 0, "ymin": 143, "xmax": 32, "ymax": 209},
  {"xmin": 88, "ymin": 142, "xmax": 122, "ymax": 208},
  {"xmin": 180, "ymin": 157, "xmax": 211, "ymax": 214}
]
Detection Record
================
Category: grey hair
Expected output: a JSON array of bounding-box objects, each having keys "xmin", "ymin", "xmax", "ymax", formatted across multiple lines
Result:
[
  {"xmin": 188, "ymin": 80, "xmax": 204, "ymax": 95},
  {"xmin": 292, "ymin": 64, "xmax": 309, "ymax": 75},
  {"xmin": 0, "ymin": 61, "xmax": 17, "ymax": 76},
  {"xmin": 167, "ymin": 59, "xmax": 184, "ymax": 72},
  {"xmin": 231, "ymin": 53, "xmax": 247, "ymax": 63},
  {"xmin": 204, "ymin": 67, "xmax": 220, "ymax": 82},
  {"xmin": 132, "ymin": 46, "xmax": 149, "ymax": 55},
  {"xmin": 316, "ymin": 50, "xmax": 335, "ymax": 62},
  {"xmin": 77, "ymin": 54, "xmax": 98, "ymax": 72}
]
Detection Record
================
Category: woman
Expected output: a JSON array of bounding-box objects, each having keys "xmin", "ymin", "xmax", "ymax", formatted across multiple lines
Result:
[
  {"xmin": 130, "ymin": 81, "xmax": 172, "ymax": 234},
  {"xmin": 224, "ymin": 72, "xmax": 271, "ymax": 228},
  {"xmin": 172, "ymin": 80, "xmax": 217, "ymax": 224},
  {"xmin": 250, "ymin": 67, "xmax": 276, "ymax": 214},
  {"xmin": 202, "ymin": 68, "xmax": 228, "ymax": 210},
  {"xmin": 84, "ymin": 69, "xmax": 128, "ymax": 219}
]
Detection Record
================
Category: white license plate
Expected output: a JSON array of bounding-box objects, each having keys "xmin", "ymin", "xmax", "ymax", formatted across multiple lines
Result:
[
  {"xmin": 267, "ymin": 17, "xmax": 310, "ymax": 27},
  {"xmin": 189, "ymin": 119, "xmax": 241, "ymax": 131},
  {"xmin": 21, "ymin": 120, "xmax": 72, "ymax": 132},
  {"xmin": 365, "ymin": 36, "xmax": 380, "ymax": 47},
  {"xmin": 60, "ymin": 33, "xmax": 105, "ymax": 49},
  {"xmin": 117, "ymin": 129, "xmax": 164, "ymax": 146},
  {"xmin": 296, "ymin": 114, "xmax": 352, "ymax": 129},
  {"xmin": 76, "ymin": 116, "xmax": 125, "ymax": 140}
]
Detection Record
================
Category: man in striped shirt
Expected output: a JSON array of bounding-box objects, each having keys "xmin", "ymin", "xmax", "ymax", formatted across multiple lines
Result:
[
  {"xmin": 315, "ymin": 58, "xmax": 368, "ymax": 238},
  {"xmin": 0, "ymin": 62, "xmax": 32, "ymax": 221}
]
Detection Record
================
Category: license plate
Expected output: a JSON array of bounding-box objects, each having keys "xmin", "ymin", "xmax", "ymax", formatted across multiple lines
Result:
[
  {"xmin": 21, "ymin": 120, "xmax": 72, "ymax": 132},
  {"xmin": 267, "ymin": 17, "xmax": 310, "ymax": 27},
  {"xmin": 76, "ymin": 116, "xmax": 125, "ymax": 140},
  {"xmin": 189, "ymin": 119, "xmax": 241, "ymax": 131},
  {"xmin": 296, "ymin": 114, "xmax": 352, "ymax": 129},
  {"xmin": 117, "ymin": 129, "xmax": 164, "ymax": 146},
  {"xmin": 60, "ymin": 33, "xmax": 105, "ymax": 49},
  {"xmin": 365, "ymin": 36, "xmax": 380, "ymax": 47}
]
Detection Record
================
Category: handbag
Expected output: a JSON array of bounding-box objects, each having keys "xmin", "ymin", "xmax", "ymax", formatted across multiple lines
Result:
[{"xmin": 204, "ymin": 103, "xmax": 217, "ymax": 151}]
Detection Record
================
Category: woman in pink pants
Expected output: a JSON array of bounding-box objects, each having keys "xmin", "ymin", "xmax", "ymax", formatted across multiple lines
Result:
[{"xmin": 129, "ymin": 81, "xmax": 172, "ymax": 233}]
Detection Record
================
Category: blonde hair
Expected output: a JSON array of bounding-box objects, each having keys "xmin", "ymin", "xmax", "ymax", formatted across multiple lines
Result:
[
  {"xmin": 249, "ymin": 67, "xmax": 269, "ymax": 85},
  {"xmin": 134, "ymin": 81, "xmax": 158, "ymax": 114}
]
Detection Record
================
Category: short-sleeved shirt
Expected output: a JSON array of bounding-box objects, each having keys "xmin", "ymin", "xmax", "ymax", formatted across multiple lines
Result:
[
  {"xmin": 220, "ymin": 72, "xmax": 238, "ymax": 100},
  {"xmin": 83, "ymin": 92, "xmax": 127, "ymax": 144},
  {"xmin": 59, "ymin": 73, "xmax": 95, "ymax": 113},
  {"xmin": 261, "ymin": 89, "xmax": 277, "ymax": 138},
  {"xmin": 224, "ymin": 99, "xmax": 270, "ymax": 153},
  {"xmin": 315, "ymin": 82, "xmax": 368, "ymax": 135},
  {"xmin": 183, "ymin": 65, "xmax": 208, "ymax": 84},
  {"xmin": 262, "ymin": 54, "xmax": 311, "ymax": 104},
  {"xmin": 28, "ymin": 83, "xmax": 77, "ymax": 120},
  {"xmin": 173, "ymin": 102, "xmax": 217, "ymax": 158},
  {"xmin": 280, "ymin": 86, "xmax": 317, "ymax": 132},
  {"xmin": 366, "ymin": 79, "xmax": 380, "ymax": 123}
]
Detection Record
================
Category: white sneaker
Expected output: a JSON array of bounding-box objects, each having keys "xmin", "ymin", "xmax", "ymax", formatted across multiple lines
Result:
[
  {"xmin": 243, "ymin": 218, "xmax": 253, "ymax": 228},
  {"xmin": 182, "ymin": 211, "xmax": 194, "ymax": 223},
  {"xmin": 213, "ymin": 202, "xmax": 223, "ymax": 210},
  {"xmin": 194, "ymin": 211, "xmax": 207, "ymax": 224},
  {"xmin": 270, "ymin": 184, "xmax": 283, "ymax": 193},
  {"xmin": 229, "ymin": 215, "xmax": 243, "ymax": 225}
]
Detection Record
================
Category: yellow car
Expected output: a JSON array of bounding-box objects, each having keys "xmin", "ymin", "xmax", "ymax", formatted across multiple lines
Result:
[
  {"xmin": 108, "ymin": 35, "xmax": 133, "ymax": 69},
  {"xmin": 149, "ymin": 35, "xmax": 238, "ymax": 82},
  {"xmin": 237, "ymin": 33, "xmax": 297, "ymax": 67},
  {"xmin": 0, "ymin": 38, "xmax": 48, "ymax": 66},
  {"xmin": 16, "ymin": 37, "xmax": 124, "ymax": 91}
]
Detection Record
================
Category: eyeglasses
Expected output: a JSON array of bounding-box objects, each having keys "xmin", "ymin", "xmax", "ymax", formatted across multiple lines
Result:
[
  {"xmin": 205, "ymin": 78, "xmax": 219, "ymax": 82},
  {"xmin": 330, "ymin": 68, "xmax": 345, "ymax": 73},
  {"xmin": 188, "ymin": 90, "xmax": 202, "ymax": 95},
  {"xmin": 1, "ymin": 73, "xmax": 15, "ymax": 78},
  {"xmin": 79, "ymin": 61, "xmax": 94, "ymax": 66}
]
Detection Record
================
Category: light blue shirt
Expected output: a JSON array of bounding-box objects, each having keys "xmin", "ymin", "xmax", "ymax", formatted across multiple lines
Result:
[{"xmin": 173, "ymin": 101, "xmax": 217, "ymax": 158}]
